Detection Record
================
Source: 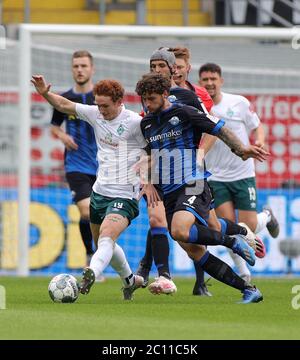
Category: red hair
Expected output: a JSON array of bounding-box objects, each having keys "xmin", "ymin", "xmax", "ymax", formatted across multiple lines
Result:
[{"xmin": 93, "ymin": 79, "xmax": 124, "ymax": 102}]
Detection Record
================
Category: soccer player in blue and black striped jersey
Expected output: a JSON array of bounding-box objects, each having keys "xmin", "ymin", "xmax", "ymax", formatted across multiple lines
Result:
[
  {"xmin": 136, "ymin": 73, "xmax": 267, "ymax": 303},
  {"xmin": 136, "ymin": 47, "xmax": 209, "ymax": 294},
  {"xmin": 137, "ymin": 47, "xmax": 259, "ymax": 297},
  {"xmin": 50, "ymin": 50, "xmax": 98, "ymax": 268}
]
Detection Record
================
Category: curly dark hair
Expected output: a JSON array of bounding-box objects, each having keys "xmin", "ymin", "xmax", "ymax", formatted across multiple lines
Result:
[
  {"xmin": 93, "ymin": 79, "xmax": 124, "ymax": 102},
  {"xmin": 135, "ymin": 73, "xmax": 171, "ymax": 97}
]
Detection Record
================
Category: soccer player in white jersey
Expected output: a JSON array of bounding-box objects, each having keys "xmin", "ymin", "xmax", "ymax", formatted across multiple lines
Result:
[
  {"xmin": 198, "ymin": 63, "xmax": 279, "ymax": 282},
  {"xmin": 31, "ymin": 75, "xmax": 155, "ymax": 300}
]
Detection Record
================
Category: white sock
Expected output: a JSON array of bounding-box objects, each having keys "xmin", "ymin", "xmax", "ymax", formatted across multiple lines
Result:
[
  {"xmin": 228, "ymin": 249, "xmax": 251, "ymax": 279},
  {"xmin": 110, "ymin": 244, "xmax": 134, "ymax": 287},
  {"xmin": 255, "ymin": 211, "xmax": 270, "ymax": 233},
  {"xmin": 90, "ymin": 236, "xmax": 115, "ymax": 278}
]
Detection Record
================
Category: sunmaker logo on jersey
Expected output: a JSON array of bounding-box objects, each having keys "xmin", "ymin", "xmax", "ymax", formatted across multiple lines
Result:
[{"xmin": 149, "ymin": 129, "xmax": 182, "ymax": 143}]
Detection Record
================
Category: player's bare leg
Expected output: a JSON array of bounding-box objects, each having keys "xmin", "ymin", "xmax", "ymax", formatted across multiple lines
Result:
[
  {"xmin": 215, "ymin": 201, "xmax": 236, "ymax": 222},
  {"xmin": 207, "ymin": 208, "xmax": 222, "ymax": 231},
  {"xmin": 171, "ymin": 210, "xmax": 254, "ymax": 265},
  {"xmin": 238, "ymin": 210, "xmax": 258, "ymax": 233},
  {"xmin": 81, "ymin": 216, "xmax": 144, "ymax": 298}
]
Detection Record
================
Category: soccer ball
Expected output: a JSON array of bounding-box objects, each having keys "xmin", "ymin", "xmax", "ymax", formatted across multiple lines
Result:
[{"xmin": 48, "ymin": 274, "xmax": 79, "ymax": 303}]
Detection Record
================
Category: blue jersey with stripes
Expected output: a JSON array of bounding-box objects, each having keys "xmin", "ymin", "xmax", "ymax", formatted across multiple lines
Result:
[
  {"xmin": 141, "ymin": 103, "xmax": 225, "ymax": 194},
  {"xmin": 51, "ymin": 89, "xmax": 98, "ymax": 175}
]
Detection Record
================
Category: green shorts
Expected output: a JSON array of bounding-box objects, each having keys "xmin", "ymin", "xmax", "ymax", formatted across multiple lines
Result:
[
  {"xmin": 90, "ymin": 191, "xmax": 139, "ymax": 225},
  {"xmin": 209, "ymin": 177, "xmax": 257, "ymax": 211}
]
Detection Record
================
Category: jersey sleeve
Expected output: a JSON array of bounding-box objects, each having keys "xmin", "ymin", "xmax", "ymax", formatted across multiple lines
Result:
[
  {"xmin": 241, "ymin": 97, "xmax": 260, "ymax": 131},
  {"xmin": 51, "ymin": 108, "xmax": 65, "ymax": 126},
  {"xmin": 75, "ymin": 103, "xmax": 97, "ymax": 126},
  {"xmin": 185, "ymin": 106, "xmax": 225, "ymax": 135},
  {"xmin": 132, "ymin": 114, "xmax": 148, "ymax": 148}
]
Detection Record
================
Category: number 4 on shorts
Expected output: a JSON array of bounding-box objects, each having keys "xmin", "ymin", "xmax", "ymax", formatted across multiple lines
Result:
[{"xmin": 187, "ymin": 196, "xmax": 196, "ymax": 205}]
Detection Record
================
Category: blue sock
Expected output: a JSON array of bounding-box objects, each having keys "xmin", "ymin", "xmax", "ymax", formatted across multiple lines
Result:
[
  {"xmin": 218, "ymin": 218, "xmax": 247, "ymax": 236},
  {"xmin": 188, "ymin": 223, "xmax": 231, "ymax": 246}
]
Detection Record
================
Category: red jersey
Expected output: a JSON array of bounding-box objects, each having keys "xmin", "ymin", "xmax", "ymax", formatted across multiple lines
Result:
[
  {"xmin": 193, "ymin": 84, "xmax": 214, "ymax": 113},
  {"xmin": 185, "ymin": 80, "xmax": 213, "ymax": 113}
]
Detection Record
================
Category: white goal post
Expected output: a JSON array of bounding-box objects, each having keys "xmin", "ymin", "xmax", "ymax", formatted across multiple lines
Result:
[{"xmin": 14, "ymin": 24, "xmax": 300, "ymax": 276}]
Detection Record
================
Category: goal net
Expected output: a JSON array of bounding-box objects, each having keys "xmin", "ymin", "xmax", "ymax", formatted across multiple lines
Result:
[{"xmin": 1, "ymin": 25, "xmax": 300, "ymax": 277}]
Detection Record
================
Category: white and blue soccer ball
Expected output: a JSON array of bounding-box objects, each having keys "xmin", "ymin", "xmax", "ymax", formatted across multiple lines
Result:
[{"xmin": 48, "ymin": 274, "xmax": 79, "ymax": 303}]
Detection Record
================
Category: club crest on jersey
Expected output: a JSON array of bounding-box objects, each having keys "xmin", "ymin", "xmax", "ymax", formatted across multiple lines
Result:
[
  {"xmin": 168, "ymin": 95, "xmax": 177, "ymax": 103},
  {"xmin": 226, "ymin": 108, "xmax": 234, "ymax": 117},
  {"xmin": 169, "ymin": 116, "xmax": 180, "ymax": 126},
  {"xmin": 117, "ymin": 124, "xmax": 125, "ymax": 135}
]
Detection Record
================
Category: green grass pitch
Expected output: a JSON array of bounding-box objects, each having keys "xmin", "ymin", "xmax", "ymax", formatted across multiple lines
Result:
[{"xmin": 0, "ymin": 277, "xmax": 299, "ymax": 340}]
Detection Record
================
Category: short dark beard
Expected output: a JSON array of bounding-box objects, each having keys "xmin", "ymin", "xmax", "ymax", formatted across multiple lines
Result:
[{"xmin": 75, "ymin": 78, "xmax": 89, "ymax": 86}]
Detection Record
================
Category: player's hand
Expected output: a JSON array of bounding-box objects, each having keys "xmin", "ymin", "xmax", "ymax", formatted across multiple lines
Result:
[
  {"xmin": 242, "ymin": 145, "xmax": 270, "ymax": 162},
  {"xmin": 31, "ymin": 75, "xmax": 51, "ymax": 96},
  {"xmin": 61, "ymin": 133, "xmax": 78, "ymax": 151},
  {"xmin": 139, "ymin": 184, "xmax": 161, "ymax": 208}
]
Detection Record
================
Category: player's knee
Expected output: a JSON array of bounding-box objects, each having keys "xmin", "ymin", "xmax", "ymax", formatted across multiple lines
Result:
[
  {"xmin": 149, "ymin": 215, "xmax": 167, "ymax": 228},
  {"xmin": 79, "ymin": 210, "xmax": 90, "ymax": 221},
  {"xmin": 171, "ymin": 226, "xmax": 189, "ymax": 242},
  {"xmin": 99, "ymin": 225, "xmax": 112, "ymax": 239}
]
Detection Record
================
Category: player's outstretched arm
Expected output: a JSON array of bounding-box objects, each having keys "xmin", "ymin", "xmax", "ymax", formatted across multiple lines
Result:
[
  {"xmin": 217, "ymin": 126, "xmax": 269, "ymax": 162},
  {"xmin": 31, "ymin": 75, "xmax": 76, "ymax": 115},
  {"xmin": 199, "ymin": 133, "xmax": 217, "ymax": 155},
  {"xmin": 253, "ymin": 123, "xmax": 266, "ymax": 149}
]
